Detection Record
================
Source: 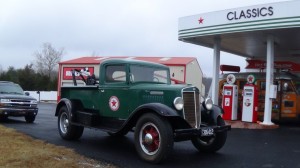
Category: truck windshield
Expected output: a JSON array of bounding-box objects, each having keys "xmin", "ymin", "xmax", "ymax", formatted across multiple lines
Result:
[
  {"xmin": 0, "ymin": 83, "xmax": 24, "ymax": 95},
  {"xmin": 130, "ymin": 65, "xmax": 169, "ymax": 84}
]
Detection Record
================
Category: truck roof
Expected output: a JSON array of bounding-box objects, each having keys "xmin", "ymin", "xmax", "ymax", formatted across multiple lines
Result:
[{"xmin": 101, "ymin": 59, "xmax": 169, "ymax": 68}]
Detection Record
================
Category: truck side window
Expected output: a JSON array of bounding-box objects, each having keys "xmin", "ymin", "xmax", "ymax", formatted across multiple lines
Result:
[{"xmin": 105, "ymin": 65, "xmax": 126, "ymax": 83}]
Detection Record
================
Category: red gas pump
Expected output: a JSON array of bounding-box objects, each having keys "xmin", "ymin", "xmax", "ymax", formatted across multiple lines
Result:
[
  {"xmin": 242, "ymin": 74, "xmax": 258, "ymax": 122},
  {"xmin": 222, "ymin": 74, "xmax": 238, "ymax": 120}
]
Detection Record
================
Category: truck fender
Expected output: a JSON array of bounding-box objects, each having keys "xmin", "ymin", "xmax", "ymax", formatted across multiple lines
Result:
[
  {"xmin": 133, "ymin": 103, "xmax": 179, "ymax": 117},
  {"xmin": 117, "ymin": 103, "xmax": 182, "ymax": 134},
  {"xmin": 202, "ymin": 104, "xmax": 224, "ymax": 125},
  {"xmin": 55, "ymin": 98, "xmax": 73, "ymax": 119}
]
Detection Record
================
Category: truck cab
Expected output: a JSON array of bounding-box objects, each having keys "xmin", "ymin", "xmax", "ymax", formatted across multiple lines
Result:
[{"xmin": 55, "ymin": 59, "xmax": 230, "ymax": 163}]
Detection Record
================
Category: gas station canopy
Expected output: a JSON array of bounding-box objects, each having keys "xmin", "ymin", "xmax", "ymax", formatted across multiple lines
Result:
[
  {"xmin": 178, "ymin": 1, "xmax": 300, "ymax": 125},
  {"xmin": 178, "ymin": 1, "xmax": 300, "ymax": 60}
]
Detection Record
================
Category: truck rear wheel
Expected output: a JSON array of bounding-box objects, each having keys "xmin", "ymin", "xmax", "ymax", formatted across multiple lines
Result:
[
  {"xmin": 134, "ymin": 113, "xmax": 173, "ymax": 163},
  {"xmin": 191, "ymin": 116, "xmax": 227, "ymax": 153},
  {"xmin": 58, "ymin": 106, "xmax": 84, "ymax": 140}
]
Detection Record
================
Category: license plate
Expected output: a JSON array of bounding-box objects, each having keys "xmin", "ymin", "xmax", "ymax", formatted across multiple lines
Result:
[{"xmin": 201, "ymin": 128, "xmax": 214, "ymax": 136}]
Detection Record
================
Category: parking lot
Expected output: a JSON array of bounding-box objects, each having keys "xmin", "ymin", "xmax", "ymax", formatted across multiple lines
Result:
[{"xmin": 1, "ymin": 103, "xmax": 300, "ymax": 168}]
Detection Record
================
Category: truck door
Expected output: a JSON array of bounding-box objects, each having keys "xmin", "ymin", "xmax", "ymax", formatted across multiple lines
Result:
[{"xmin": 99, "ymin": 64, "xmax": 130, "ymax": 119}]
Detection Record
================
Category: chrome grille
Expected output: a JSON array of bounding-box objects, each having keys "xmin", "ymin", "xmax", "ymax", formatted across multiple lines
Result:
[
  {"xmin": 9, "ymin": 99, "xmax": 31, "ymax": 107},
  {"xmin": 183, "ymin": 91, "xmax": 201, "ymax": 128}
]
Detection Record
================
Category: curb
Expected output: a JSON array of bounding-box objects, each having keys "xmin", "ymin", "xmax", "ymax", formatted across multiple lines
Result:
[{"xmin": 225, "ymin": 120, "xmax": 279, "ymax": 129}]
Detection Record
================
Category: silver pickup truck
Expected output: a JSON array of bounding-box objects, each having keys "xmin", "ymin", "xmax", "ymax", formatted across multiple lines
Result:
[{"xmin": 0, "ymin": 81, "xmax": 38, "ymax": 123}]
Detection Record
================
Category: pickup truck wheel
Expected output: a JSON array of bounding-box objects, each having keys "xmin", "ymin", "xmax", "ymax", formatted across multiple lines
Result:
[
  {"xmin": 191, "ymin": 116, "xmax": 227, "ymax": 153},
  {"xmin": 58, "ymin": 106, "xmax": 84, "ymax": 140},
  {"xmin": 25, "ymin": 115, "xmax": 36, "ymax": 123},
  {"xmin": 134, "ymin": 113, "xmax": 173, "ymax": 163},
  {"xmin": 0, "ymin": 116, "xmax": 8, "ymax": 121}
]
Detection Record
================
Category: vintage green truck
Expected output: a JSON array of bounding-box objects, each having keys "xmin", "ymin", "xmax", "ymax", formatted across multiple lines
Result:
[{"xmin": 55, "ymin": 59, "xmax": 231, "ymax": 163}]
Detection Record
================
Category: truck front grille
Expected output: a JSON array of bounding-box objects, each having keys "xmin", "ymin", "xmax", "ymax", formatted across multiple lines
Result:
[
  {"xmin": 183, "ymin": 91, "xmax": 201, "ymax": 128},
  {"xmin": 10, "ymin": 99, "xmax": 32, "ymax": 107}
]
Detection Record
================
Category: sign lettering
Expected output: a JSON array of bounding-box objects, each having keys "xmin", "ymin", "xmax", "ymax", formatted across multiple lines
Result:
[
  {"xmin": 227, "ymin": 6, "xmax": 273, "ymax": 21},
  {"xmin": 63, "ymin": 67, "xmax": 95, "ymax": 80}
]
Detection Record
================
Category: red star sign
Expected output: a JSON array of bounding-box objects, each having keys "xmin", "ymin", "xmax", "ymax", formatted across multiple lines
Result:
[
  {"xmin": 248, "ymin": 76, "xmax": 253, "ymax": 83},
  {"xmin": 198, "ymin": 17, "xmax": 204, "ymax": 24},
  {"xmin": 109, "ymin": 96, "xmax": 120, "ymax": 111},
  {"xmin": 228, "ymin": 76, "xmax": 233, "ymax": 82},
  {"xmin": 111, "ymin": 100, "xmax": 117, "ymax": 107}
]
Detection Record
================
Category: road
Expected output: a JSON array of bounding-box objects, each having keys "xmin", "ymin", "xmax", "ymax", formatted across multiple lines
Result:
[{"xmin": 2, "ymin": 103, "xmax": 300, "ymax": 168}]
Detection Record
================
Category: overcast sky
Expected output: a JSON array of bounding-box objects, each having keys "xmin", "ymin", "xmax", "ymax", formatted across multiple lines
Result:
[{"xmin": 0, "ymin": 0, "xmax": 289, "ymax": 76}]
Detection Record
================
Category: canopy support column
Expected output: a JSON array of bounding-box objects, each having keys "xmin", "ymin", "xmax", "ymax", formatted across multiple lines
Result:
[
  {"xmin": 262, "ymin": 35, "xmax": 275, "ymax": 125},
  {"xmin": 211, "ymin": 37, "xmax": 221, "ymax": 105}
]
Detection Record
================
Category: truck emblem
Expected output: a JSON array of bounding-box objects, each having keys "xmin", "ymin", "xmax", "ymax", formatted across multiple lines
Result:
[{"xmin": 109, "ymin": 96, "xmax": 120, "ymax": 111}]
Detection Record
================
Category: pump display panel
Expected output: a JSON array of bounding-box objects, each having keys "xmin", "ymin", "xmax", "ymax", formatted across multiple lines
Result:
[{"xmin": 224, "ymin": 89, "xmax": 232, "ymax": 96}]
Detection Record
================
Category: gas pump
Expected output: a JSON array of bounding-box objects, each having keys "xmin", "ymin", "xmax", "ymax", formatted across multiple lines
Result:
[
  {"xmin": 222, "ymin": 74, "xmax": 238, "ymax": 120},
  {"xmin": 242, "ymin": 74, "xmax": 258, "ymax": 122}
]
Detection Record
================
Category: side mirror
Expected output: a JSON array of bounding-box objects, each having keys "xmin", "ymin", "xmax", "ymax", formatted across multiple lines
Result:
[{"xmin": 25, "ymin": 92, "xmax": 30, "ymax": 96}]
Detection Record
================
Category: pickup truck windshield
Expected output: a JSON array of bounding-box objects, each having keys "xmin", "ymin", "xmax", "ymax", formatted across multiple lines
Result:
[
  {"xmin": 0, "ymin": 83, "xmax": 24, "ymax": 95},
  {"xmin": 130, "ymin": 65, "xmax": 169, "ymax": 84}
]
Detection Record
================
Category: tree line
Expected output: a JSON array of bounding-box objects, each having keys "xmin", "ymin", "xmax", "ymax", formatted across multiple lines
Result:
[{"xmin": 0, "ymin": 43, "xmax": 64, "ymax": 91}]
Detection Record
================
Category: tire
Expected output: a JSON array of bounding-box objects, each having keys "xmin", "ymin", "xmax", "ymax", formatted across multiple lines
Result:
[
  {"xmin": 192, "ymin": 116, "xmax": 227, "ymax": 153},
  {"xmin": 134, "ymin": 113, "xmax": 174, "ymax": 164},
  {"xmin": 58, "ymin": 106, "xmax": 84, "ymax": 140},
  {"xmin": 0, "ymin": 115, "xmax": 8, "ymax": 121},
  {"xmin": 25, "ymin": 115, "xmax": 36, "ymax": 123}
]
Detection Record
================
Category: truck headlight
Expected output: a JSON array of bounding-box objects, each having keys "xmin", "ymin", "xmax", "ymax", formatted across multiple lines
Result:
[
  {"xmin": 173, "ymin": 97, "xmax": 183, "ymax": 110},
  {"xmin": 204, "ymin": 97, "xmax": 213, "ymax": 110},
  {"xmin": 31, "ymin": 100, "xmax": 38, "ymax": 104},
  {"xmin": 0, "ymin": 99, "xmax": 10, "ymax": 103}
]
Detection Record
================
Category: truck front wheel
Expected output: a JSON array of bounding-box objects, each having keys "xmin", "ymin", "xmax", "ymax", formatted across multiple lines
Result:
[
  {"xmin": 191, "ymin": 116, "xmax": 227, "ymax": 153},
  {"xmin": 25, "ymin": 115, "xmax": 36, "ymax": 123},
  {"xmin": 134, "ymin": 113, "xmax": 174, "ymax": 163},
  {"xmin": 58, "ymin": 106, "xmax": 84, "ymax": 140}
]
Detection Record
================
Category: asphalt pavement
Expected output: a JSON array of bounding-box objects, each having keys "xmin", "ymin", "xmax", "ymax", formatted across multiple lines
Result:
[{"xmin": 1, "ymin": 103, "xmax": 300, "ymax": 168}]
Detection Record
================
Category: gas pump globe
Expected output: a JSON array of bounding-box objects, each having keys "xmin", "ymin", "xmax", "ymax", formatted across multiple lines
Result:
[{"xmin": 222, "ymin": 74, "xmax": 238, "ymax": 120}]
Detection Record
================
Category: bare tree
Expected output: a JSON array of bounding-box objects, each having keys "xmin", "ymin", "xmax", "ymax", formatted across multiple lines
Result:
[{"xmin": 34, "ymin": 42, "xmax": 64, "ymax": 79}]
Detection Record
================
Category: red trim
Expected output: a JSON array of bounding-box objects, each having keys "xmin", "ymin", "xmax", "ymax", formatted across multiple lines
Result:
[
  {"xmin": 246, "ymin": 59, "xmax": 300, "ymax": 72},
  {"xmin": 59, "ymin": 56, "xmax": 196, "ymax": 65},
  {"xmin": 220, "ymin": 64, "xmax": 240, "ymax": 73},
  {"xmin": 57, "ymin": 64, "xmax": 62, "ymax": 102},
  {"xmin": 171, "ymin": 78, "xmax": 185, "ymax": 84}
]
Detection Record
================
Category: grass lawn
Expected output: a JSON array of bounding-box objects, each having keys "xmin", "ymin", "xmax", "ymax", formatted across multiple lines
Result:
[{"xmin": 0, "ymin": 125, "xmax": 116, "ymax": 168}]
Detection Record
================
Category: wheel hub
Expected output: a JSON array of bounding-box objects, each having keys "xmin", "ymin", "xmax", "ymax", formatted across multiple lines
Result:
[{"xmin": 144, "ymin": 133, "xmax": 153, "ymax": 145}]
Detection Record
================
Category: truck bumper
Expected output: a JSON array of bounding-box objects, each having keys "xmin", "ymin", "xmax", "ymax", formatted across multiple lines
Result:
[
  {"xmin": 174, "ymin": 125, "xmax": 231, "ymax": 142},
  {"xmin": 0, "ymin": 108, "xmax": 38, "ymax": 117}
]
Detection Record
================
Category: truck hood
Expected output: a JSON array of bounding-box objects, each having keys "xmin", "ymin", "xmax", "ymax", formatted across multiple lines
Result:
[
  {"xmin": 130, "ymin": 83, "xmax": 193, "ymax": 91},
  {"xmin": 0, "ymin": 94, "xmax": 36, "ymax": 100}
]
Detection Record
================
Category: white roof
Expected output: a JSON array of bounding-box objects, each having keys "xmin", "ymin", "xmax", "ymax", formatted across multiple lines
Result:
[{"xmin": 178, "ymin": 1, "xmax": 300, "ymax": 61}]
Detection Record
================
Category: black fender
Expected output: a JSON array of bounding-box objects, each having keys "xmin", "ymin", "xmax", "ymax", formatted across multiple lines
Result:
[
  {"xmin": 201, "ymin": 104, "xmax": 224, "ymax": 125},
  {"xmin": 114, "ymin": 103, "xmax": 189, "ymax": 134},
  {"xmin": 55, "ymin": 98, "xmax": 83, "ymax": 122},
  {"xmin": 55, "ymin": 98, "xmax": 72, "ymax": 116}
]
